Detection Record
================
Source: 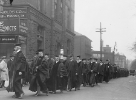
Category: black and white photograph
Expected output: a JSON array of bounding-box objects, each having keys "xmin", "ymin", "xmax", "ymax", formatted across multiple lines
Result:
[{"xmin": 0, "ymin": 0, "xmax": 135, "ymax": 100}]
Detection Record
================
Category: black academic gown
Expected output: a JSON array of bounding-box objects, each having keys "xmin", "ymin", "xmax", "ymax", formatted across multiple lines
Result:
[
  {"xmin": 50, "ymin": 61, "xmax": 60, "ymax": 92},
  {"xmin": 29, "ymin": 57, "xmax": 49, "ymax": 92},
  {"xmin": 77, "ymin": 61, "xmax": 83, "ymax": 88},
  {"xmin": 67, "ymin": 60, "xmax": 78, "ymax": 90},
  {"xmin": 104, "ymin": 63, "xmax": 112, "ymax": 82},
  {"xmin": 11, "ymin": 51, "xmax": 26, "ymax": 96}
]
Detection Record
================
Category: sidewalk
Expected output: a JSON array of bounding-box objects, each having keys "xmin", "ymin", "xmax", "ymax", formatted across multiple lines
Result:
[{"xmin": 0, "ymin": 87, "xmax": 5, "ymax": 91}]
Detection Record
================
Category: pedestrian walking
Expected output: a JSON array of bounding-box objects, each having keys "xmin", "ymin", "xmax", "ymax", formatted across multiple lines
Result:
[
  {"xmin": 76, "ymin": 56, "xmax": 83, "ymax": 90},
  {"xmin": 50, "ymin": 55, "xmax": 60, "ymax": 93},
  {"xmin": 11, "ymin": 44, "xmax": 27, "ymax": 99},
  {"xmin": 57, "ymin": 55, "xmax": 67, "ymax": 93},
  {"xmin": 103, "ymin": 59, "xmax": 112, "ymax": 83},
  {"xmin": 67, "ymin": 55, "xmax": 78, "ymax": 91},
  {"xmin": 29, "ymin": 49, "xmax": 49, "ymax": 96}
]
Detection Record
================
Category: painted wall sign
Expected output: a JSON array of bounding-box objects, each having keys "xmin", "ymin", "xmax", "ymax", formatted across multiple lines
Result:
[
  {"xmin": 0, "ymin": 18, "xmax": 19, "ymax": 33},
  {"xmin": 0, "ymin": 35, "xmax": 18, "ymax": 43},
  {"xmin": 0, "ymin": 8, "xmax": 27, "ymax": 18}
]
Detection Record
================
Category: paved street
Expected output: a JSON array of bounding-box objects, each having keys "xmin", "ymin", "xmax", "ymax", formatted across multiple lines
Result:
[{"xmin": 0, "ymin": 76, "xmax": 136, "ymax": 100}]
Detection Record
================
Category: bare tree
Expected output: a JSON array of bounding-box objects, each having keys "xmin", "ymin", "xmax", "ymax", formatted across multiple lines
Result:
[{"xmin": 131, "ymin": 41, "xmax": 136, "ymax": 52}]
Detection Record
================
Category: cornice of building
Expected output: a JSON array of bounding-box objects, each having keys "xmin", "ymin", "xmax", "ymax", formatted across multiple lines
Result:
[{"xmin": 2, "ymin": 4, "xmax": 52, "ymax": 21}]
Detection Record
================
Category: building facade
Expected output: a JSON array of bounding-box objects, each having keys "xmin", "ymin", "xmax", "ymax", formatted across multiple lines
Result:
[
  {"xmin": 74, "ymin": 32, "xmax": 92, "ymax": 59},
  {"xmin": 0, "ymin": 0, "xmax": 75, "ymax": 59},
  {"xmin": 114, "ymin": 53, "xmax": 126, "ymax": 68},
  {"xmin": 92, "ymin": 51, "xmax": 114, "ymax": 64},
  {"xmin": 103, "ymin": 45, "xmax": 111, "ymax": 53}
]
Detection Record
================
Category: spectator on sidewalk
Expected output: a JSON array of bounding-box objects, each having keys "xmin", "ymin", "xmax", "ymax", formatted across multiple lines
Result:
[{"xmin": 0, "ymin": 56, "xmax": 9, "ymax": 88}]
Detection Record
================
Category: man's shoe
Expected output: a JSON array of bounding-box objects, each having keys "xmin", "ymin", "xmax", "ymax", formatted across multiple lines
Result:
[
  {"xmin": 12, "ymin": 94, "xmax": 18, "ymax": 98},
  {"xmin": 34, "ymin": 92, "xmax": 40, "ymax": 96},
  {"xmin": 18, "ymin": 93, "xmax": 24, "ymax": 99}
]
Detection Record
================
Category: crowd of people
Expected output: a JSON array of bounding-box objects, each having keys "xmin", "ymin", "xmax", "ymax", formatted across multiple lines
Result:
[{"xmin": 0, "ymin": 44, "xmax": 129, "ymax": 99}]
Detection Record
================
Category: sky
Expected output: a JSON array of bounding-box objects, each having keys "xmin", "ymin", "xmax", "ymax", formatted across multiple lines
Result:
[{"xmin": 75, "ymin": 0, "xmax": 136, "ymax": 60}]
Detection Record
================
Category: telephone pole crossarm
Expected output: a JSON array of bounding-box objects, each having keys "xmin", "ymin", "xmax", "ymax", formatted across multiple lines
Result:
[{"xmin": 95, "ymin": 22, "xmax": 106, "ymax": 60}]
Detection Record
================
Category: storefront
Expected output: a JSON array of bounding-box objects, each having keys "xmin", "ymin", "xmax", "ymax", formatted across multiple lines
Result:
[{"xmin": 0, "ymin": 7, "xmax": 28, "ymax": 58}]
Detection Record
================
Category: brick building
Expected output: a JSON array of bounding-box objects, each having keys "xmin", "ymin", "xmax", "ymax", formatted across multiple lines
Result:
[
  {"xmin": 74, "ymin": 32, "xmax": 92, "ymax": 59},
  {"xmin": 0, "ymin": 0, "xmax": 75, "ymax": 59}
]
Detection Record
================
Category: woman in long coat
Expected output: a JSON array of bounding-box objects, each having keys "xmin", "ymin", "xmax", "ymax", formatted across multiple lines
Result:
[{"xmin": 0, "ymin": 56, "xmax": 9, "ymax": 88}]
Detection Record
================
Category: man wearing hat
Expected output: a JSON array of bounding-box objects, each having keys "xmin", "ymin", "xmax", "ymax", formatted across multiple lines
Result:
[
  {"xmin": 67, "ymin": 55, "xmax": 78, "ymax": 91},
  {"xmin": 63, "ymin": 55, "xmax": 68, "ymax": 91},
  {"xmin": 29, "ymin": 49, "xmax": 49, "ymax": 96},
  {"xmin": 76, "ymin": 56, "xmax": 83, "ymax": 90},
  {"xmin": 89, "ymin": 57, "xmax": 97, "ymax": 87},
  {"xmin": 97, "ymin": 59, "xmax": 105, "ymax": 83},
  {"xmin": 11, "ymin": 43, "xmax": 26, "ymax": 99},
  {"xmin": 57, "ymin": 55, "xmax": 67, "ymax": 93},
  {"xmin": 50, "ymin": 55, "xmax": 60, "ymax": 93},
  {"xmin": 103, "ymin": 59, "xmax": 112, "ymax": 83},
  {"xmin": 82, "ymin": 58, "xmax": 88, "ymax": 87}
]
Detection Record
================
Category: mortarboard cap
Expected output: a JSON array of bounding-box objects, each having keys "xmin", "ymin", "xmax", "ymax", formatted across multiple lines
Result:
[
  {"xmin": 82, "ymin": 58, "xmax": 86, "ymax": 61},
  {"xmin": 69, "ymin": 55, "xmax": 73, "ymax": 58},
  {"xmin": 63, "ymin": 55, "xmax": 67, "ymax": 57},
  {"xmin": 55, "ymin": 55, "xmax": 59, "ymax": 57},
  {"xmin": 106, "ymin": 59, "xmax": 109, "ymax": 61},
  {"xmin": 37, "ymin": 49, "xmax": 43, "ymax": 52},
  {"xmin": 14, "ymin": 43, "xmax": 21, "ymax": 47},
  {"xmin": 10, "ymin": 54, "xmax": 14, "ymax": 57},
  {"xmin": 77, "ymin": 55, "xmax": 81, "ymax": 58}
]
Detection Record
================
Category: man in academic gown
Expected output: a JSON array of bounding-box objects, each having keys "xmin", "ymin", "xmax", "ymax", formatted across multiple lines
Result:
[
  {"xmin": 44, "ymin": 54, "xmax": 54, "ymax": 91},
  {"xmin": 12, "ymin": 44, "xmax": 27, "ymax": 99},
  {"xmin": 57, "ymin": 55, "xmax": 67, "ymax": 93},
  {"xmin": 97, "ymin": 60, "xmax": 105, "ymax": 83},
  {"xmin": 50, "ymin": 55, "xmax": 60, "ymax": 93},
  {"xmin": 63, "ymin": 55, "xmax": 68, "ymax": 90},
  {"xmin": 82, "ymin": 59, "xmax": 88, "ymax": 87},
  {"xmin": 29, "ymin": 49, "xmax": 49, "ymax": 96},
  {"xmin": 103, "ymin": 59, "xmax": 112, "ymax": 83},
  {"xmin": 67, "ymin": 55, "xmax": 78, "ymax": 91},
  {"xmin": 89, "ymin": 58, "xmax": 97, "ymax": 87},
  {"xmin": 76, "ymin": 56, "xmax": 83, "ymax": 90}
]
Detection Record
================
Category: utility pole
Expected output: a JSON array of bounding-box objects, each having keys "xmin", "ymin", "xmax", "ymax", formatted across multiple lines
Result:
[{"xmin": 96, "ymin": 22, "xmax": 106, "ymax": 60}]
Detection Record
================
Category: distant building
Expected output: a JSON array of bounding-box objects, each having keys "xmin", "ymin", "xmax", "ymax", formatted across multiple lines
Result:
[
  {"xmin": 103, "ymin": 45, "xmax": 111, "ymax": 53},
  {"xmin": 74, "ymin": 32, "xmax": 92, "ymax": 59},
  {"xmin": 92, "ymin": 51, "xmax": 114, "ymax": 64},
  {"xmin": 115, "ymin": 53, "xmax": 126, "ymax": 68}
]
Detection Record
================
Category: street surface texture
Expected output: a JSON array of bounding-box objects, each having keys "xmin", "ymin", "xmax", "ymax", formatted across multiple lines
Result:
[{"xmin": 0, "ymin": 76, "xmax": 136, "ymax": 100}]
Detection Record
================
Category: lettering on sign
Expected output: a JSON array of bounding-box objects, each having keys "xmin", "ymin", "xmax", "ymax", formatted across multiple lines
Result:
[
  {"xmin": 0, "ymin": 19, "xmax": 19, "ymax": 33},
  {"xmin": 0, "ymin": 8, "xmax": 27, "ymax": 18},
  {"xmin": 0, "ymin": 35, "xmax": 18, "ymax": 43},
  {"xmin": 0, "ymin": 21, "xmax": 17, "ymax": 32}
]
